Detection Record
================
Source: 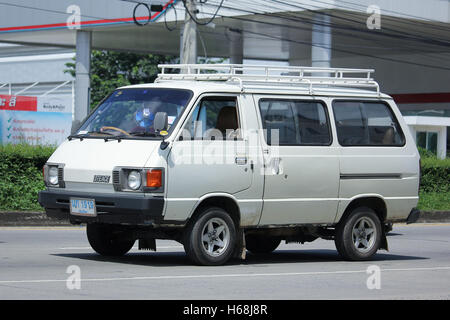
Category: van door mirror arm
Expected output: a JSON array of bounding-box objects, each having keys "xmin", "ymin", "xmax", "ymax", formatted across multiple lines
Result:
[{"xmin": 160, "ymin": 139, "xmax": 170, "ymax": 150}]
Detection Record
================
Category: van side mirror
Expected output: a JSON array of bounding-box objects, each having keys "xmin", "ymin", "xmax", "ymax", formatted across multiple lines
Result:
[
  {"xmin": 154, "ymin": 112, "xmax": 168, "ymax": 132},
  {"xmin": 154, "ymin": 112, "xmax": 170, "ymax": 150}
]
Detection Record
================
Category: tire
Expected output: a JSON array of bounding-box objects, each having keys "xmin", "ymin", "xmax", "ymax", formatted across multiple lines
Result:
[
  {"xmin": 183, "ymin": 207, "xmax": 237, "ymax": 266},
  {"xmin": 86, "ymin": 223, "xmax": 135, "ymax": 256},
  {"xmin": 335, "ymin": 207, "xmax": 382, "ymax": 261},
  {"xmin": 245, "ymin": 234, "xmax": 281, "ymax": 254}
]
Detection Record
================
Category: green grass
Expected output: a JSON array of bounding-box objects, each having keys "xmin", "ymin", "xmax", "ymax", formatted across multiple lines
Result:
[
  {"xmin": 418, "ymin": 191, "xmax": 450, "ymax": 211},
  {"xmin": 421, "ymin": 156, "xmax": 450, "ymax": 167}
]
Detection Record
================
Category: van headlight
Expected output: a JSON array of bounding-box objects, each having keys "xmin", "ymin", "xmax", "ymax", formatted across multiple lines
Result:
[
  {"xmin": 44, "ymin": 164, "xmax": 65, "ymax": 188},
  {"xmin": 48, "ymin": 166, "xmax": 59, "ymax": 185},
  {"xmin": 113, "ymin": 167, "xmax": 164, "ymax": 193},
  {"xmin": 127, "ymin": 170, "xmax": 142, "ymax": 190}
]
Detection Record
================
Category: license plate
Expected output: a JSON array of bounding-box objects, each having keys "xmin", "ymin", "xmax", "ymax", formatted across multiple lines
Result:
[{"xmin": 70, "ymin": 198, "xmax": 96, "ymax": 216}]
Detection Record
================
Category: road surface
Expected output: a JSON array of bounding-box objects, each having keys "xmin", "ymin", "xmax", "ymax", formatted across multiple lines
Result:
[{"xmin": 0, "ymin": 224, "xmax": 449, "ymax": 299}]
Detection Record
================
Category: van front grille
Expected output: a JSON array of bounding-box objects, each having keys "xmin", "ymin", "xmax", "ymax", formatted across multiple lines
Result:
[
  {"xmin": 112, "ymin": 170, "xmax": 120, "ymax": 190},
  {"xmin": 58, "ymin": 167, "xmax": 65, "ymax": 188}
]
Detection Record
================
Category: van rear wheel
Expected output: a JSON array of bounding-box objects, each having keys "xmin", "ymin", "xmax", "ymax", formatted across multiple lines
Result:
[
  {"xmin": 183, "ymin": 207, "xmax": 237, "ymax": 266},
  {"xmin": 335, "ymin": 207, "xmax": 382, "ymax": 261},
  {"xmin": 245, "ymin": 234, "xmax": 281, "ymax": 254},
  {"xmin": 87, "ymin": 223, "xmax": 135, "ymax": 256}
]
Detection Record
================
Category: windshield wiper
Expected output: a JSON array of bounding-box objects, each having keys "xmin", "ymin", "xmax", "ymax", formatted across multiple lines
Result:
[
  {"xmin": 102, "ymin": 131, "xmax": 160, "ymax": 142},
  {"xmin": 87, "ymin": 130, "xmax": 115, "ymax": 136},
  {"xmin": 67, "ymin": 134, "xmax": 86, "ymax": 141},
  {"xmin": 68, "ymin": 130, "xmax": 115, "ymax": 141},
  {"xmin": 129, "ymin": 131, "xmax": 160, "ymax": 137}
]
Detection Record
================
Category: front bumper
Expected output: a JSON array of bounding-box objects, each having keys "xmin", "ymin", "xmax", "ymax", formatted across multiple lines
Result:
[{"xmin": 38, "ymin": 189, "xmax": 164, "ymax": 225}]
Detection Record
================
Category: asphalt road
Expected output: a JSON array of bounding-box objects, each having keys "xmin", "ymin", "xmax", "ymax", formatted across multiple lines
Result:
[{"xmin": 0, "ymin": 224, "xmax": 449, "ymax": 300}]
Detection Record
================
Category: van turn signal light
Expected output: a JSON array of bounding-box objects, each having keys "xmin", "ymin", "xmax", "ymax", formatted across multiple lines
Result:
[{"xmin": 146, "ymin": 169, "xmax": 162, "ymax": 188}]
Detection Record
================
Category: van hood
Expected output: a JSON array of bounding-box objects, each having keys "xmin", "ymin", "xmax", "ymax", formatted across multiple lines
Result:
[{"xmin": 48, "ymin": 138, "xmax": 160, "ymax": 185}]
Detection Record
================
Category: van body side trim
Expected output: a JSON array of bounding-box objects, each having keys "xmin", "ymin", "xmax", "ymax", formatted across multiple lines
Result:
[
  {"xmin": 165, "ymin": 196, "xmax": 419, "ymax": 202},
  {"xmin": 340, "ymin": 173, "xmax": 402, "ymax": 180}
]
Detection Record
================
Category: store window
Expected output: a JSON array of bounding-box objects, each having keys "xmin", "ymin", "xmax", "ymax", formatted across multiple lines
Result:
[{"xmin": 416, "ymin": 131, "xmax": 438, "ymax": 155}]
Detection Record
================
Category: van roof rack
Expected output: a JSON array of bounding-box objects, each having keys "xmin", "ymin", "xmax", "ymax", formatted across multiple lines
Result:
[{"xmin": 156, "ymin": 64, "xmax": 380, "ymax": 95}]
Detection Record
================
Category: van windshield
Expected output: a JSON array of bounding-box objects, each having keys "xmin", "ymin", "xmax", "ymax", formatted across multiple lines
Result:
[{"xmin": 77, "ymin": 88, "xmax": 193, "ymax": 139}]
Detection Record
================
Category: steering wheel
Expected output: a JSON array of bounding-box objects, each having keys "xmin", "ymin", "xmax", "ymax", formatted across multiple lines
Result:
[{"xmin": 100, "ymin": 126, "xmax": 131, "ymax": 136}]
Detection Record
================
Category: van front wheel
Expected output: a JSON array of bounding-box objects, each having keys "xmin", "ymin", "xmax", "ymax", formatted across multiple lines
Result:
[
  {"xmin": 184, "ymin": 207, "xmax": 237, "ymax": 266},
  {"xmin": 335, "ymin": 207, "xmax": 382, "ymax": 261},
  {"xmin": 86, "ymin": 223, "xmax": 135, "ymax": 256}
]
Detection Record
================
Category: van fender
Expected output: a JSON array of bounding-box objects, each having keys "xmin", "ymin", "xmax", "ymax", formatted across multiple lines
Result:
[
  {"xmin": 335, "ymin": 193, "xmax": 387, "ymax": 224},
  {"xmin": 187, "ymin": 193, "xmax": 247, "ymax": 260},
  {"xmin": 336, "ymin": 194, "xmax": 389, "ymax": 251},
  {"xmin": 187, "ymin": 192, "xmax": 241, "ymax": 221}
]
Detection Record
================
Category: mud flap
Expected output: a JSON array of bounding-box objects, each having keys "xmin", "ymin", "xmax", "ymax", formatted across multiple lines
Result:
[
  {"xmin": 233, "ymin": 229, "xmax": 246, "ymax": 260},
  {"xmin": 379, "ymin": 230, "xmax": 389, "ymax": 251}
]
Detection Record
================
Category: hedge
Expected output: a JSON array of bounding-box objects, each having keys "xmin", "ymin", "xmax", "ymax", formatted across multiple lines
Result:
[
  {"xmin": 0, "ymin": 144, "xmax": 55, "ymax": 211},
  {"xmin": 420, "ymin": 157, "xmax": 450, "ymax": 193},
  {"xmin": 0, "ymin": 144, "xmax": 448, "ymax": 211}
]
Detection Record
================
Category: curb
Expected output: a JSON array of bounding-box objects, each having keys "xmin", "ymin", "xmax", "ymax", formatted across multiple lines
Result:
[
  {"xmin": 0, "ymin": 211, "xmax": 71, "ymax": 226},
  {"xmin": 1, "ymin": 210, "xmax": 450, "ymax": 226},
  {"xmin": 416, "ymin": 211, "xmax": 450, "ymax": 223}
]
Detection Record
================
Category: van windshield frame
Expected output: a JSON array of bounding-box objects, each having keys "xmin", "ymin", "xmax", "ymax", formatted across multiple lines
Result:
[{"xmin": 75, "ymin": 88, "xmax": 194, "ymax": 140}]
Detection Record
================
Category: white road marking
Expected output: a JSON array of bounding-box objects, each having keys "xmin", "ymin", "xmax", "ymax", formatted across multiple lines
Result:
[
  {"xmin": 0, "ymin": 227, "xmax": 84, "ymax": 231},
  {"xmin": 156, "ymin": 246, "xmax": 184, "ymax": 249},
  {"xmin": 0, "ymin": 266, "xmax": 449, "ymax": 285},
  {"xmin": 57, "ymin": 245, "xmax": 184, "ymax": 250}
]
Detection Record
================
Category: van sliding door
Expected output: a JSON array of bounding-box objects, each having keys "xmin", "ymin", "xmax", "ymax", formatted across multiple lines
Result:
[{"xmin": 255, "ymin": 96, "xmax": 340, "ymax": 225}]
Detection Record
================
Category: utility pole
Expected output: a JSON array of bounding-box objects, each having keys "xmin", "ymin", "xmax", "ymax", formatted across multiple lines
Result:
[
  {"xmin": 180, "ymin": 0, "xmax": 197, "ymax": 65},
  {"xmin": 73, "ymin": 30, "xmax": 92, "ymax": 134},
  {"xmin": 311, "ymin": 13, "xmax": 331, "ymax": 76},
  {"xmin": 229, "ymin": 28, "xmax": 243, "ymax": 65}
]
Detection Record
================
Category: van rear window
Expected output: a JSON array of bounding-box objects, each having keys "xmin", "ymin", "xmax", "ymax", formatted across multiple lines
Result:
[{"xmin": 332, "ymin": 101, "xmax": 405, "ymax": 146}]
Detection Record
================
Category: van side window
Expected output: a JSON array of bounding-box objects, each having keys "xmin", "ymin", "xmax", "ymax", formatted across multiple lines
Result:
[
  {"xmin": 182, "ymin": 96, "xmax": 240, "ymax": 140},
  {"xmin": 259, "ymin": 99, "xmax": 331, "ymax": 146},
  {"xmin": 333, "ymin": 101, "xmax": 405, "ymax": 146}
]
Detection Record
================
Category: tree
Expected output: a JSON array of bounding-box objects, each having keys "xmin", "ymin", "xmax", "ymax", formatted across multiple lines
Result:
[{"xmin": 65, "ymin": 50, "xmax": 176, "ymax": 109}]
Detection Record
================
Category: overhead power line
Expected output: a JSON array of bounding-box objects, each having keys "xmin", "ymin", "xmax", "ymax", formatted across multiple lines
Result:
[
  {"xmin": 201, "ymin": 0, "xmax": 450, "ymax": 65},
  {"xmin": 164, "ymin": 1, "xmax": 178, "ymax": 31},
  {"xmin": 205, "ymin": 0, "xmax": 450, "ymax": 51},
  {"xmin": 326, "ymin": 0, "xmax": 450, "ymax": 25},
  {"xmin": 1, "ymin": 0, "xmax": 449, "ymax": 70},
  {"xmin": 193, "ymin": 2, "xmax": 450, "ymax": 70},
  {"xmin": 269, "ymin": 0, "xmax": 450, "ymax": 46},
  {"xmin": 181, "ymin": 0, "xmax": 225, "ymax": 25},
  {"xmin": 0, "ymin": 1, "xmax": 135, "ymax": 24}
]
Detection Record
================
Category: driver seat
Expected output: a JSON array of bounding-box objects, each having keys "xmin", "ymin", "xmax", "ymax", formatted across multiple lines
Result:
[{"xmin": 215, "ymin": 106, "xmax": 239, "ymax": 139}]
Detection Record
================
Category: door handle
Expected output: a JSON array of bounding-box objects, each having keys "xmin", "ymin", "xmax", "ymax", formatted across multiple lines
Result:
[
  {"xmin": 235, "ymin": 156, "xmax": 248, "ymax": 165},
  {"xmin": 271, "ymin": 157, "xmax": 282, "ymax": 175}
]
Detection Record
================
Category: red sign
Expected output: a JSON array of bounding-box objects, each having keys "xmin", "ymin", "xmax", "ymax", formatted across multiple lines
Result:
[{"xmin": 0, "ymin": 94, "xmax": 37, "ymax": 112}]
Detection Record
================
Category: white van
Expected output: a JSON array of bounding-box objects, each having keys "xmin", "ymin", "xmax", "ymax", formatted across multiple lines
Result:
[{"xmin": 39, "ymin": 64, "xmax": 420, "ymax": 265}]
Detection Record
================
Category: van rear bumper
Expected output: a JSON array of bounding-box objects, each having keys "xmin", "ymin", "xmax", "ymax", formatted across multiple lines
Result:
[{"xmin": 38, "ymin": 189, "xmax": 164, "ymax": 225}]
